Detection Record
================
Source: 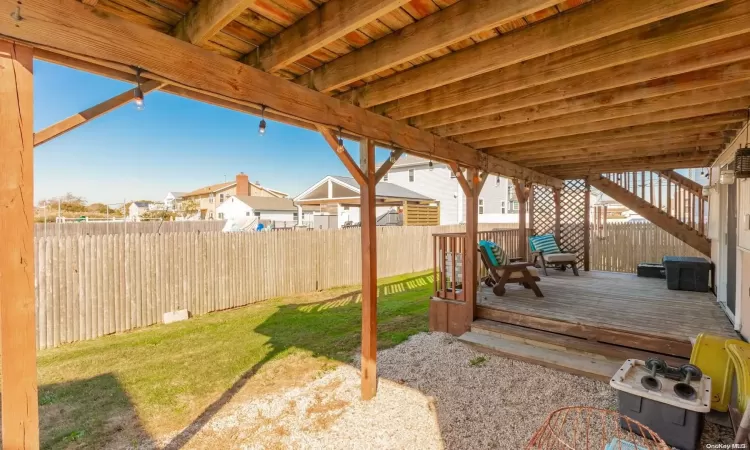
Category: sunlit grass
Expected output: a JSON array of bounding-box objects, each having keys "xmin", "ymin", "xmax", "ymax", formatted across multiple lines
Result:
[{"xmin": 34, "ymin": 272, "xmax": 432, "ymax": 449}]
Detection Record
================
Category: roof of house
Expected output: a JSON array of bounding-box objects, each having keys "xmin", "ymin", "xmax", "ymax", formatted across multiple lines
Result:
[
  {"xmin": 232, "ymin": 196, "xmax": 299, "ymax": 212},
  {"xmin": 132, "ymin": 201, "xmax": 150, "ymax": 207},
  {"xmin": 168, "ymin": 191, "xmax": 188, "ymax": 198},
  {"xmin": 184, "ymin": 181, "xmax": 235, "ymax": 197},
  {"xmin": 330, "ymin": 176, "xmax": 433, "ymax": 201}
]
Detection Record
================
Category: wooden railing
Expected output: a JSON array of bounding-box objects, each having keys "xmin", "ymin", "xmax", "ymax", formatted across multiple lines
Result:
[
  {"xmin": 433, "ymin": 233, "xmax": 466, "ymax": 302},
  {"xmin": 602, "ymin": 171, "xmax": 707, "ymax": 236},
  {"xmin": 433, "ymin": 229, "xmax": 534, "ymax": 301}
]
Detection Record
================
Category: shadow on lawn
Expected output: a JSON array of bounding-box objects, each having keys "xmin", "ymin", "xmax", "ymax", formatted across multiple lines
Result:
[
  {"xmin": 163, "ymin": 273, "xmax": 432, "ymax": 449},
  {"xmin": 24, "ymin": 374, "xmax": 153, "ymax": 449}
]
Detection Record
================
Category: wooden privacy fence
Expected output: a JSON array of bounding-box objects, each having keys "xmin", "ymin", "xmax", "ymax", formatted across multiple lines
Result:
[
  {"xmin": 34, "ymin": 220, "xmax": 227, "ymax": 237},
  {"xmin": 32, "ymin": 222, "xmax": 698, "ymax": 349},
  {"xmin": 590, "ymin": 222, "xmax": 703, "ymax": 273},
  {"xmin": 33, "ymin": 223, "xmax": 513, "ymax": 349}
]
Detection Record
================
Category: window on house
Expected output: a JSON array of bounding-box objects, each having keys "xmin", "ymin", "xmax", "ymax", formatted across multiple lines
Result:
[
  {"xmin": 218, "ymin": 213, "xmax": 224, "ymax": 219},
  {"xmin": 501, "ymin": 201, "xmax": 506, "ymax": 214},
  {"xmin": 254, "ymin": 212, "xmax": 261, "ymax": 217},
  {"xmin": 450, "ymin": 171, "xmax": 456, "ymax": 179},
  {"xmin": 208, "ymin": 212, "xmax": 213, "ymax": 219},
  {"xmin": 478, "ymin": 198, "xmax": 485, "ymax": 215},
  {"xmin": 383, "ymin": 173, "xmax": 388, "ymax": 181},
  {"xmin": 409, "ymin": 169, "xmax": 415, "ymax": 182},
  {"xmin": 293, "ymin": 212, "xmax": 299, "ymax": 220},
  {"xmin": 219, "ymin": 193, "xmax": 224, "ymax": 203},
  {"xmin": 511, "ymin": 201, "xmax": 520, "ymax": 212},
  {"xmin": 209, "ymin": 193, "xmax": 214, "ymax": 203},
  {"xmin": 246, "ymin": 211, "xmax": 250, "ymax": 216}
]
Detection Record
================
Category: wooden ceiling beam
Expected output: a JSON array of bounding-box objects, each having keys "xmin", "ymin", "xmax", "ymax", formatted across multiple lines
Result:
[
  {"xmin": 542, "ymin": 156, "xmax": 718, "ymax": 177},
  {"xmin": 507, "ymin": 140, "xmax": 726, "ymax": 164},
  {"xmin": 377, "ymin": 0, "xmax": 750, "ymax": 120},
  {"xmin": 343, "ymin": 0, "xmax": 722, "ymax": 108},
  {"xmin": 457, "ymin": 81, "xmax": 750, "ymax": 144},
  {"xmin": 520, "ymin": 144, "xmax": 724, "ymax": 166},
  {"xmin": 433, "ymin": 60, "xmax": 750, "ymax": 137},
  {"xmin": 4, "ymin": 0, "xmax": 562, "ymax": 187},
  {"xmin": 412, "ymin": 35, "xmax": 750, "ymax": 129},
  {"xmin": 172, "ymin": 0, "xmax": 259, "ymax": 45},
  {"xmin": 245, "ymin": 0, "xmax": 409, "ymax": 74},
  {"xmin": 484, "ymin": 120, "xmax": 743, "ymax": 154},
  {"xmin": 542, "ymin": 152, "xmax": 719, "ymax": 169},
  {"xmin": 294, "ymin": 0, "xmax": 560, "ymax": 93},
  {"xmin": 472, "ymin": 99, "xmax": 750, "ymax": 148},
  {"xmin": 489, "ymin": 131, "xmax": 732, "ymax": 157},
  {"xmin": 34, "ymin": 79, "xmax": 164, "ymax": 146}
]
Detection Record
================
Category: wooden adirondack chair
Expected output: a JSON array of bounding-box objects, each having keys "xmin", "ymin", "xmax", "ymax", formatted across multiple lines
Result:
[
  {"xmin": 529, "ymin": 234, "xmax": 579, "ymax": 276},
  {"xmin": 478, "ymin": 244, "xmax": 543, "ymax": 297}
]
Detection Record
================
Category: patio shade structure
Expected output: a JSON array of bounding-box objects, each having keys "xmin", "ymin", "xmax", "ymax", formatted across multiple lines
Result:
[{"xmin": 0, "ymin": 0, "xmax": 748, "ymax": 446}]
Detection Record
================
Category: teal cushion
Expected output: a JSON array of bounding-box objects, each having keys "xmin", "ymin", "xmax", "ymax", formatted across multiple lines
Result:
[
  {"xmin": 479, "ymin": 240, "xmax": 499, "ymax": 266},
  {"xmin": 479, "ymin": 240, "xmax": 507, "ymax": 267},
  {"xmin": 529, "ymin": 234, "xmax": 561, "ymax": 255}
]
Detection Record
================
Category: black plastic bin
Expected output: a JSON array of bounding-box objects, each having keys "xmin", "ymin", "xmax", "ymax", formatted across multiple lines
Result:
[
  {"xmin": 637, "ymin": 263, "xmax": 665, "ymax": 279},
  {"xmin": 662, "ymin": 256, "xmax": 711, "ymax": 292}
]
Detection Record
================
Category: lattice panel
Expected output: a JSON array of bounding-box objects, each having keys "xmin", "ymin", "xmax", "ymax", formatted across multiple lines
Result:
[
  {"xmin": 560, "ymin": 179, "xmax": 587, "ymax": 267},
  {"xmin": 532, "ymin": 185, "xmax": 555, "ymax": 236}
]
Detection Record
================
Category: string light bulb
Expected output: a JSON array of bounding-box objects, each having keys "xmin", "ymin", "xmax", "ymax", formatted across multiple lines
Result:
[
  {"xmin": 258, "ymin": 106, "xmax": 267, "ymax": 136},
  {"xmin": 337, "ymin": 127, "xmax": 344, "ymax": 153},
  {"xmin": 134, "ymin": 68, "xmax": 145, "ymax": 111},
  {"xmin": 389, "ymin": 151, "xmax": 397, "ymax": 163},
  {"xmin": 429, "ymin": 160, "xmax": 434, "ymax": 170}
]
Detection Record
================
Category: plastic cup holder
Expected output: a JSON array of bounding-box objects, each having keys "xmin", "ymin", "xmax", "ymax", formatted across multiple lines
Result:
[
  {"xmin": 674, "ymin": 382, "xmax": 697, "ymax": 400},
  {"xmin": 640, "ymin": 375, "xmax": 662, "ymax": 391}
]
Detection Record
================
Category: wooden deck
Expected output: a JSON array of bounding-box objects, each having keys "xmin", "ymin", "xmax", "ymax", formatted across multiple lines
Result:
[{"xmin": 477, "ymin": 270, "xmax": 737, "ymax": 358}]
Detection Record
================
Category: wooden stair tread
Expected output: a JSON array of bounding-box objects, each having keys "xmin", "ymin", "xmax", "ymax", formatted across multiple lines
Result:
[
  {"xmin": 471, "ymin": 319, "xmax": 688, "ymax": 367},
  {"xmin": 459, "ymin": 331, "xmax": 622, "ymax": 382}
]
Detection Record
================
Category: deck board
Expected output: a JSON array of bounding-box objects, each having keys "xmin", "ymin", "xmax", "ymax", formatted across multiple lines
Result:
[{"xmin": 478, "ymin": 270, "xmax": 736, "ymax": 343}]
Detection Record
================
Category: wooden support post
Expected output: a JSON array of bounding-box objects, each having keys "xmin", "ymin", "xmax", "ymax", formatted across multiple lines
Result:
[
  {"xmin": 583, "ymin": 180, "xmax": 591, "ymax": 272},
  {"xmin": 318, "ymin": 128, "xmax": 377, "ymax": 400},
  {"xmin": 359, "ymin": 138, "xmax": 377, "ymax": 400},
  {"xmin": 464, "ymin": 168, "xmax": 479, "ymax": 329},
  {"xmin": 0, "ymin": 41, "xmax": 39, "ymax": 449},
  {"xmin": 553, "ymin": 188, "xmax": 562, "ymax": 243},
  {"xmin": 512, "ymin": 179, "xmax": 531, "ymax": 260}
]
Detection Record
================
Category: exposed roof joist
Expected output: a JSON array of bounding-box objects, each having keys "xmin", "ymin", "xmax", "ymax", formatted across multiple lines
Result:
[
  {"xmin": 343, "ymin": 0, "xmax": 723, "ymax": 108},
  {"xmin": 172, "ymin": 0, "xmax": 260, "ymax": 45},
  {"xmin": 377, "ymin": 0, "xmax": 750, "ymax": 121},
  {"xmin": 246, "ymin": 0, "xmax": 411, "ymax": 74},
  {"xmin": 6, "ymin": 0, "xmax": 561, "ymax": 187},
  {"xmin": 294, "ymin": 0, "xmax": 561, "ymax": 93}
]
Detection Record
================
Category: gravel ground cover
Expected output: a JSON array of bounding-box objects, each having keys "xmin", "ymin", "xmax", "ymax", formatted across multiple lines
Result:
[{"xmin": 151, "ymin": 332, "xmax": 734, "ymax": 449}]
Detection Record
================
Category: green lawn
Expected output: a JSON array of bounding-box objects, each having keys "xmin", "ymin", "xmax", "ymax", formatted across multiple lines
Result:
[{"xmin": 34, "ymin": 272, "xmax": 432, "ymax": 449}]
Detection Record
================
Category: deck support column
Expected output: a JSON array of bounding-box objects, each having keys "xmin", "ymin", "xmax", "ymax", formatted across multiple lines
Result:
[
  {"xmin": 316, "ymin": 126, "xmax": 377, "ymax": 399},
  {"xmin": 464, "ymin": 168, "xmax": 479, "ymax": 329},
  {"xmin": 0, "ymin": 42, "xmax": 39, "ymax": 449},
  {"xmin": 513, "ymin": 180, "xmax": 532, "ymax": 260},
  {"xmin": 359, "ymin": 138, "xmax": 377, "ymax": 400},
  {"xmin": 584, "ymin": 180, "xmax": 591, "ymax": 271}
]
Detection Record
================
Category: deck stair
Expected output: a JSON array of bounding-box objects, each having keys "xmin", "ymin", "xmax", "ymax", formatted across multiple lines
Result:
[
  {"xmin": 459, "ymin": 319, "xmax": 687, "ymax": 382},
  {"xmin": 589, "ymin": 171, "xmax": 710, "ymax": 256}
]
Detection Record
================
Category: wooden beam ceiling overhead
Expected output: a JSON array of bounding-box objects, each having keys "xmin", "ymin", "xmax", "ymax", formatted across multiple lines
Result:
[
  {"xmin": 294, "ymin": 0, "xmax": 561, "ymax": 93},
  {"xmin": 172, "ymin": 0, "xmax": 260, "ymax": 45},
  {"xmin": 413, "ymin": 34, "xmax": 750, "ymax": 130},
  {"xmin": 377, "ymin": 0, "xmax": 750, "ymax": 120},
  {"xmin": 455, "ymin": 80, "xmax": 750, "ymax": 144},
  {"xmin": 343, "ymin": 0, "xmax": 723, "ymax": 108},
  {"xmin": 432, "ymin": 60, "xmax": 750, "ymax": 137},
  {"xmin": 4, "ymin": 0, "xmax": 561, "ymax": 187},
  {"xmin": 246, "ymin": 0, "xmax": 410, "ymax": 74}
]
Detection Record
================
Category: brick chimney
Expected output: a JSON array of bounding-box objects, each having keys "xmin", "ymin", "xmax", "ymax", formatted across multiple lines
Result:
[{"xmin": 236, "ymin": 172, "xmax": 249, "ymax": 196}]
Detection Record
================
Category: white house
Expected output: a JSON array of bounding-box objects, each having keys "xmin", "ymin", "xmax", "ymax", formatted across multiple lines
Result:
[
  {"xmin": 164, "ymin": 191, "xmax": 187, "ymax": 211},
  {"xmin": 128, "ymin": 201, "xmax": 150, "ymax": 219},
  {"xmin": 380, "ymin": 155, "xmax": 518, "ymax": 225},
  {"xmin": 216, "ymin": 195, "xmax": 314, "ymax": 225}
]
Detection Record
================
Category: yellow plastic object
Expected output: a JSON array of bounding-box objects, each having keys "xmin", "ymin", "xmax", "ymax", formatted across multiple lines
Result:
[
  {"xmin": 689, "ymin": 333, "xmax": 741, "ymax": 412},
  {"xmin": 727, "ymin": 341, "xmax": 750, "ymax": 414}
]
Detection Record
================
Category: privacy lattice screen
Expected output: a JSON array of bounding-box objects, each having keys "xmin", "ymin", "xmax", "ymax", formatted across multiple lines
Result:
[{"xmin": 532, "ymin": 180, "xmax": 588, "ymax": 267}]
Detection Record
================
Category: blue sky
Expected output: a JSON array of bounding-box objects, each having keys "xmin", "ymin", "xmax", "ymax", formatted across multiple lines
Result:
[{"xmin": 34, "ymin": 60, "xmax": 389, "ymax": 205}]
